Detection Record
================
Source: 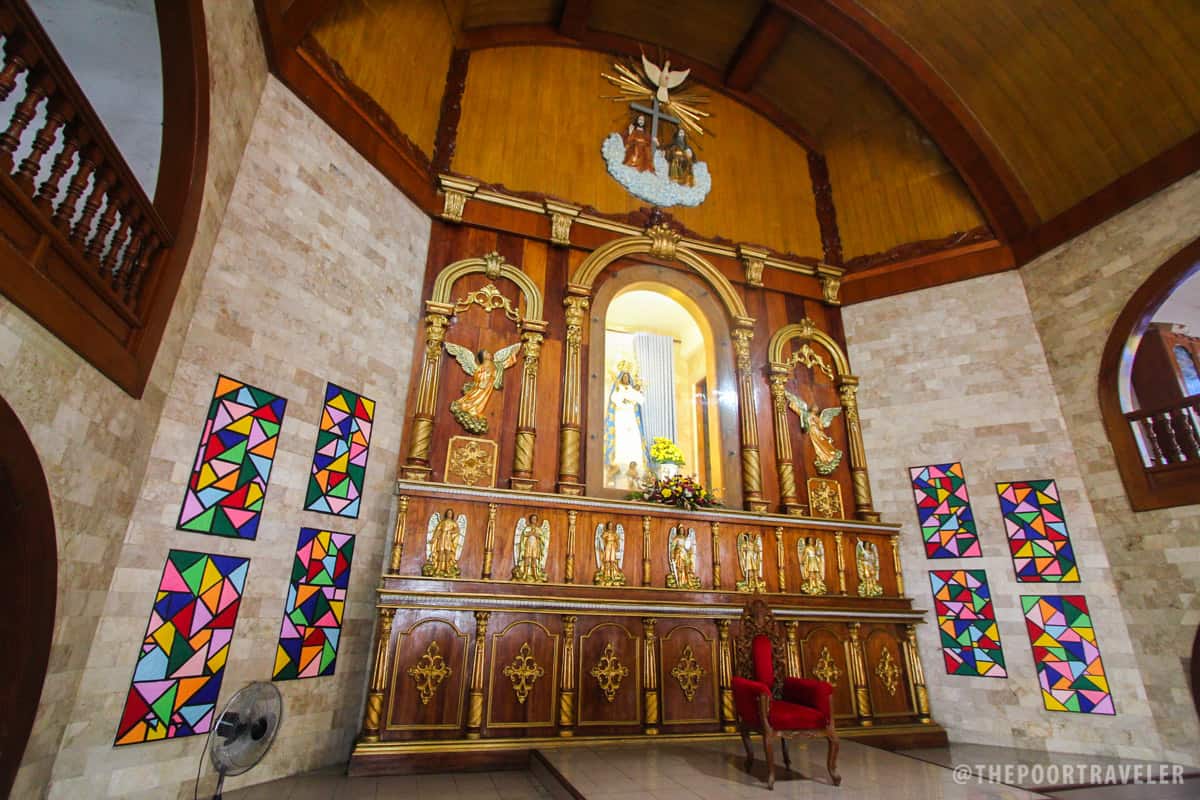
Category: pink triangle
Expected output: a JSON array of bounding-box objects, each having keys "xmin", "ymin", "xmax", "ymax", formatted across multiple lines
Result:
[
  {"xmin": 160, "ymin": 561, "xmax": 191, "ymax": 593},
  {"xmin": 209, "ymin": 628, "xmax": 232, "ymax": 652},
  {"xmin": 180, "ymin": 492, "xmax": 206, "ymax": 524},
  {"xmin": 314, "ymin": 610, "xmax": 338, "ymax": 627},
  {"xmin": 247, "ymin": 420, "xmax": 268, "ymax": 448},
  {"xmin": 326, "ymin": 497, "xmax": 351, "ymax": 513},
  {"xmin": 217, "ymin": 578, "xmax": 241, "ymax": 612},
  {"xmin": 223, "ymin": 507, "xmax": 257, "ymax": 529},
  {"xmin": 190, "ymin": 602, "xmax": 213, "ymax": 635},
  {"xmin": 175, "ymin": 647, "xmax": 210, "ymax": 678},
  {"xmin": 280, "ymin": 618, "xmax": 300, "ymax": 639}
]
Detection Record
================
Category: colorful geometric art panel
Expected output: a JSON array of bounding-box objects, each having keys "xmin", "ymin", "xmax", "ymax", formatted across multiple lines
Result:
[
  {"xmin": 304, "ymin": 382, "xmax": 375, "ymax": 518},
  {"xmin": 115, "ymin": 550, "xmax": 249, "ymax": 745},
  {"xmin": 1021, "ymin": 595, "xmax": 1114, "ymax": 715},
  {"xmin": 996, "ymin": 480, "xmax": 1079, "ymax": 582},
  {"xmin": 178, "ymin": 375, "xmax": 287, "ymax": 540},
  {"xmin": 273, "ymin": 528, "xmax": 355, "ymax": 680},
  {"xmin": 929, "ymin": 570, "xmax": 1007, "ymax": 678},
  {"xmin": 910, "ymin": 463, "xmax": 982, "ymax": 558}
]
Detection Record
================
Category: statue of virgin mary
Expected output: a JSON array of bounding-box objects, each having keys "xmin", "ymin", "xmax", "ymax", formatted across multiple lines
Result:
[{"xmin": 604, "ymin": 368, "xmax": 650, "ymax": 486}]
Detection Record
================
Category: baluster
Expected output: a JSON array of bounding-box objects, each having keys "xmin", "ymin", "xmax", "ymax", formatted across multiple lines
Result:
[
  {"xmin": 55, "ymin": 139, "xmax": 95, "ymax": 232},
  {"xmin": 35, "ymin": 106, "xmax": 77, "ymax": 211},
  {"xmin": 124, "ymin": 233, "xmax": 158, "ymax": 305},
  {"xmin": 1156, "ymin": 412, "xmax": 1184, "ymax": 463},
  {"xmin": 104, "ymin": 194, "xmax": 133, "ymax": 286},
  {"xmin": 0, "ymin": 32, "xmax": 31, "ymax": 102},
  {"xmin": 87, "ymin": 182, "xmax": 121, "ymax": 269},
  {"xmin": 74, "ymin": 165, "xmax": 112, "ymax": 256},
  {"xmin": 117, "ymin": 212, "xmax": 146, "ymax": 294},
  {"xmin": 1171, "ymin": 408, "xmax": 1200, "ymax": 461},
  {"xmin": 1138, "ymin": 417, "xmax": 1163, "ymax": 467},
  {"xmin": 15, "ymin": 79, "xmax": 63, "ymax": 194},
  {"xmin": 0, "ymin": 64, "xmax": 47, "ymax": 173}
]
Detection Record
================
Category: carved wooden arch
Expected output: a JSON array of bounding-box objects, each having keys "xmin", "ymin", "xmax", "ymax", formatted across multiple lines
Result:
[
  {"xmin": 402, "ymin": 251, "xmax": 548, "ymax": 489},
  {"xmin": 558, "ymin": 227, "xmax": 768, "ymax": 511},
  {"xmin": 765, "ymin": 318, "xmax": 877, "ymax": 521},
  {"xmin": 1098, "ymin": 236, "xmax": 1200, "ymax": 511}
]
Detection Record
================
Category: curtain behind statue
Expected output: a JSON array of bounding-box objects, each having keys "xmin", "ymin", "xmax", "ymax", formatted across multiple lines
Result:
[{"xmin": 634, "ymin": 333, "xmax": 676, "ymax": 444}]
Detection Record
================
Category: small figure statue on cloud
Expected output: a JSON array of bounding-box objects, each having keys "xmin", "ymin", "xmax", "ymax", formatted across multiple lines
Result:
[{"xmin": 601, "ymin": 54, "xmax": 712, "ymax": 207}]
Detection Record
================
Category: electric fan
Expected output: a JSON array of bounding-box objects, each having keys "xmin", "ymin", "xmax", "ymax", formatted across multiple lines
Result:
[{"xmin": 198, "ymin": 681, "xmax": 283, "ymax": 800}]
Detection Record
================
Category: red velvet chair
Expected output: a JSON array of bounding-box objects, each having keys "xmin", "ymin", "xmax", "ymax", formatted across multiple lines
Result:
[{"xmin": 731, "ymin": 600, "xmax": 840, "ymax": 789}]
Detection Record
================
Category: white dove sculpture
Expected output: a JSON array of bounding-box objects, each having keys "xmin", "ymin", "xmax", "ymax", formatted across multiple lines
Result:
[{"xmin": 642, "ymin": 54, "xmax": 690, "ymax": 104}]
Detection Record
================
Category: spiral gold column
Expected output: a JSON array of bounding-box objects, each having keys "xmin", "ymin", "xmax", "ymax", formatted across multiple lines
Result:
[
  {"xmin": 511, "ymin": 325, "xmax": 546, "ymax": 490},
  {"xmin": 904, "ymin": 624, "xmax": 932, "ymax": 723},
  {"xmin": 768, "ymin": 369, "xmax": 803, "ymax": 514},
  {"xmin": 466, "ymin": 611, "xmax": 490, "ymax": 738},
  {"xmin": 642, "ymin": 618, "xmax": 660, "ymax": 734},
  {"xmin": 846, "ymin": 622, "xmax": 873, "ymax": 726},
  {"xmin": 733, "ymin": 325, "xmax": 768, "ymax": 512},
  {"xmin": 836, "ymin": 376, "xmax": 880, "ymax": 522},
  {"xmin": 717, "ymin": 619, "xmax": 736, "ymax": 732},
  {"xmin": 558, "ymin": 615, "xmax": 577, "ymax": 735},
  {"xmin": 388, "ymin": 495, "xmax": 409, "ymax": 573},
  {"xmin": 557, "ymin": 294, "xmax": 589, "ymax": 494},
  {"xmin": 359, "ymin": 606, "xmax": 395, "ymax": 742},
  {"xmin": 402, "ymin": 307, "xmax": 451, "ymax": 480}
]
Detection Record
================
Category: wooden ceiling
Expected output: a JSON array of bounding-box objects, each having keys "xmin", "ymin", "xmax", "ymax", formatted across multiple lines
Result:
[{"xmin": 259, "ymin": 0, "xmax": 1200, "ymax": 300}]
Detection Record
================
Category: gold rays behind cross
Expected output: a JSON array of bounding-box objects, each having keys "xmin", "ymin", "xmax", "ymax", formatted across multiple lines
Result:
[{"xmin": 601, "ymin": 58, "xmax": 712, "ymax": 140}]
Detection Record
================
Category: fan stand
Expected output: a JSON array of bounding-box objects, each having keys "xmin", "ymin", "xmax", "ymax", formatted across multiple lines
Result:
[{"xmin": 212, "ymin": 767, "xmax": 227, "ymax": 800}]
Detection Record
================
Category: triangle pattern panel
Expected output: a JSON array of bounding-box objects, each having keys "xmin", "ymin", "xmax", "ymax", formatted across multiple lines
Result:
[
  {"xmin": 304, "ymin": 382, "xmax": 376, "ymax": 519},
  {"xmin": 178, "ymin": 374, "xmax": 288, "ymax": 540},
  {"xmin": 273, "ymin": 528, "xmax": 356, "ymax": 681},
  {"xmin": 928, "ymin": 569, "xmax": 1007, "ymax": 678},
  {"xmin": 1020, "ymin": 594, "xmax": 1115, "ymax": 715},
  {"xmin": 115, "ymin": 550, "xmax": 250, "ymax": 745},
  {"xmin": 996, "ymin": 479, "xmax": 1080, "ymax": 582},
  {"xmin": 909, "ymin": 463, "xmax": 982, "ymax": 559}
]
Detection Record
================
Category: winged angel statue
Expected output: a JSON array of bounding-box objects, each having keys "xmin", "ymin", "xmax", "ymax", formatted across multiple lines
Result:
[
  {"xmin": 593, "ymin": 522, "xmax": 626, "ymax": 587},
  {"xmin": 512, "ymin": 513, "xmax": 551, "ymax": 583},
  {"xmin": 423, "ymin": 508, "xmax": 467, "ymax": 578},
  {"xmin": 784, "ymin": 391, "xmax": 844, "ymax": 475},
  {"xmin": 444, "ymin": 341, "xmax": 522, "ymax": 434}
]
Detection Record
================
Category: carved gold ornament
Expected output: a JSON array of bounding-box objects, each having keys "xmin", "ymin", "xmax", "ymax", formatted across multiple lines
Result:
[
  {"xmin": 590, "ymin": 642, "xmax": 630, "ymax": 702},
  {"xmin": 671, "ymin": 644, "xmax": 706, "ymax": 702},
  {"xmin": 452, "ymin": 282, "xmax": 522, "ymax": 324},
  {"xmin": 790, "ymin": 343, "xmax": 834, "ymax": 380},
  {"xmin": 875, "ymin": 647, "xmax": 900, "ymax": 696},
  {"xmin": 812, "ymin": 646, "xmax": 841, "ymax": 687},
  {"xmin": 442, "ymin": 189, "xmax": 467, "ymax": 222},
  {"xmin": 647, "ymin": 222, "xmax": 681, "ymax": 260},
  {"xmin": 808, "ymin": 478, "xmax": 844, "ymax": 519},
  {"xmin": 820, "ymin": 274, "xmax": 841, "ymax": 305},
  {"xmin": 407, "ymin": 641, "xmax": 452, "ymax": 705},
  {"xmin": 798, "ymin": 536, "xmax": 827, "ymax": 595},
  {"xmin": 503, "ymin": 642, "xmax": 545, "ymax": 704},
  {"xmin": 856, "ymin": 539, "xmax": 884, "ymax": 598},
  {"xmin": 445, "ymin": 436, "xmax": 497, "ymax": 487}
]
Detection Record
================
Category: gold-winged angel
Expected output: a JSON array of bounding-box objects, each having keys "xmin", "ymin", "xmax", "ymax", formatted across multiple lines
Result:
[
  {"xmin": 784, "ymin": 390, "xmax": 844, "ymax": 475},
  {"xmin": 444, "ymin": 341, "xmax": 522, "ymax": 434}
]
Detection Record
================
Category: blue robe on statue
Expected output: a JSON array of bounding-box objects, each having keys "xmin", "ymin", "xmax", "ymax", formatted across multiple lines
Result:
[{"xmin": 604, "ymin": 371, "xmax": 651, "ymax": 483}]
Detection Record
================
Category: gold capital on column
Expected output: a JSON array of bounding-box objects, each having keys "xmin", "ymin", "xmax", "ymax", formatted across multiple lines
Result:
[
  {"xmin": 389, "ymin": 495, "xmax": 409, "ymax": 573},
  {"xmin": 558, "ymin": 294, "xmax": 590, "ymax": 494},
  {"xmin": 559, "ymin": 615, "xmax": 577, "ymax": 735},
  {"xmin": 360, "ymin": 607, "xmax": 396, "ymax": 742},
  {"xmin": 466, "ymin": 611, "xmax": 490, "ymax": 738}
]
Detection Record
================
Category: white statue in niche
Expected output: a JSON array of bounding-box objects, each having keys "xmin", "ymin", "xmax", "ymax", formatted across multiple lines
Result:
[{"xmin": 604, "ymin": 362, "xmax": 649, "ymax": 487}]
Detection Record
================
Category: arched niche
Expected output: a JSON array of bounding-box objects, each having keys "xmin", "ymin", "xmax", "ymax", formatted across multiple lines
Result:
[
  {"xmin": 584, "ymin": 263, "xmax": 743, "ymax": 508},
  {"xmin": 766, "ymin": 320, "xmax": 878, "ymax": 521},
  {"xmin": 402, "ymin": 252, "xmax": 547, "ymax": 490},
  {"xmin": 555, "ymin": 227, "xmax": 767, "ymax": 511}
]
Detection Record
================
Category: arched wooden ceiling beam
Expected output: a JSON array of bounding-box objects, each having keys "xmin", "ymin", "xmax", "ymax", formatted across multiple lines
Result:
[
  {"xmin": 774, "ymin": 0, "xmax": 1039, "ymax": 244},
  {"xmin": 257, "ymin": 0, "xmax": 331, "ymax": 57},
  {"xmin": 726, "ymin": 4, "xmax": 794, "ymax": 92},
  {"xmin": 455, "ymin": 24, "xmax": 821, "ymax": 153}
]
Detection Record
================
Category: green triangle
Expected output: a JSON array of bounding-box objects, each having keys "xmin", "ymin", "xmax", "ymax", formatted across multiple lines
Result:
[
  {"xmin": 181, "ymin": 507, "xmax": 217, "ymax": 534},
  {"xmin": 166, "ymin": 630, "xmax": 196, "ymax": 674},
  {"xmin": 181, "ymin": 556, "xmax": 209, "ymax": 593},
  {"xmin": 320, "ymin": 641, "xmax": 337, "ymax": 672},
  {"xmin": 151, "ymin": 682, "xmax": 179, "ymax": 723},
  {"xmin": 217, "ymin": 439, "xmax": 247, "ymax": 464}
]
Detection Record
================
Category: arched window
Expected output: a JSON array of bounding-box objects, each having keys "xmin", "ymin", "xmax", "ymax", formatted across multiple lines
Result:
[{"xmin": 1100, "ymin": 237, "xmax": 1200, "ymax": 510}]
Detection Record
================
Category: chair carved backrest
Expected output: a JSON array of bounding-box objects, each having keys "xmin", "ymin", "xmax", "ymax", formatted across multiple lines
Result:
[{"xmin": 732, "ymin": 599, "xmax": 788, "ymax": 697}]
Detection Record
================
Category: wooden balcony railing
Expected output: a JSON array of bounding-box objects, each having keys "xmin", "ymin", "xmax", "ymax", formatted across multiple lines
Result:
[
  {"xmin": 0, "ymin": 0, "xmax": 207, "ymax": 397},
  {"xmin": 1127, "ymin": 393, "xmax": 1200, "ymax": 469}
]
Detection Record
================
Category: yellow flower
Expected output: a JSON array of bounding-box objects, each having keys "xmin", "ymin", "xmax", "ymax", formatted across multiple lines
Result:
[{"xmin": 662, "ymin": 489, "xmax": 672, "ymax": 497}]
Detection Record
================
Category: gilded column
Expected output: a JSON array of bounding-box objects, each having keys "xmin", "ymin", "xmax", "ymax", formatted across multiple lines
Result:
[
  {"xmin": 774, "ymin": 526, "xmax": 787, "ymax": 592},
  {"xmin": 711, "ymin": 522, "xmax": 722, "ymax": 590},
  {"xmin": 904, "ymin": 624, "xmax": 932, "ymax": 723},
  {"xmin": 733, "ymin": 325, "xmax": 768, "ymax": 512},
  {"xmin": 466, "ymin": 611, "xmax": 490, "ymax": 738},
  {"xmin": 360, "ymin": 607, "xmax": 395, "ymax": 742},
  {"xmin": 642, "ymin": 618, "xmax": 660, "ymax": 734},
  {"xmin": 642, "ymin": 515, "xmax": 652, "ymax": 587},
  {"xmin": 402, "ymin": 307, "xmax": 451, "ymax": 480},
  {"xmin": 511, "ymin": 326, "xmax": 546, "ymax": 490},
  {"xmin": 784, "ymin": 621, "xmax": 801, "ymax": 678},
  {"xmin": 565, "ymin": 510, "xmax": 577, "ymax": 584},
  {"xmin": 717, "ymin": 619, "xmax": 736, "ymax": 732},
  {"xmin": 837, "ymin": 376, "xmax": 880, "ymax": 522},
  {"xmin": 834, "ymin": 531, "xmax": 847, "ymax": 595},
  {"xmin": 481, "ymin": 503, "xmax": 498, "ymax": 579},
  {"xmin": 891, "ymin": 537, "xmax": 905, "ymax": 596},
  {"xmin": 388, "ymin": 495, "xmax": 409, "ymax": 573},
  {"xmin": 846, "ymin": 622, "xmax": 873, "ymax": 726},
  {"xmin": 769, "ymin": 369, "xmax": 802, "ymax": 513},
  {"xmin": 557, "ymin": 294, "xmax": 590, "ymax": 494},
  {"xmin": 559, "ymin": 615, "xmax": 577, "ymax": 735}
]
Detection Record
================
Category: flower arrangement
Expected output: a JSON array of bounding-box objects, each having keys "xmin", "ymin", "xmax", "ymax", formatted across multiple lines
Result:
[
  {"xmin": 628, "ymin": 474, "xmax": 722, "ymax": 511},
  {"xmin": 649, "ymin": 436, "xmax": 685, "ymax": 465}
]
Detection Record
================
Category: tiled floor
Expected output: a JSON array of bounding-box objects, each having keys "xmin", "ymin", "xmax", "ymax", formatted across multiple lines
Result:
[{"xmin": 219, "ymin": 739, "xmax": 1200, "ymax": 800}]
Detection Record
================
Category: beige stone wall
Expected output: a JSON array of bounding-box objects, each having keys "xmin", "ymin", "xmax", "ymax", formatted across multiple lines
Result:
[
  {"xmin": 43, "ymin": 75, "xmax": 430, "ymax": 800},
  {"xmin": 1020, "ymin": 170, "xmax": 1200, "ymax": 764},
  {"xmin": 843, "ymin": 270, "xmax": 1162, "ymax": 759},
  {"xmin": 6, "ymin": 1, "xmax": 268, "ymax": 795}
]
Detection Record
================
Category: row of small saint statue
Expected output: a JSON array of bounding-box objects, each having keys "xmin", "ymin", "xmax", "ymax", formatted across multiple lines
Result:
[{"xmin": 421, "ymin": 508, "xmax": 885, "ymax": 597}]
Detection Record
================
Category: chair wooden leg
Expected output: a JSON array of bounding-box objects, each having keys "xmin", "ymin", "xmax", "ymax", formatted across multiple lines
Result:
[
  {"xmin": 781, "ymin": 736, "xmax": 791, "ymax": 769},
  {"xmin": 826, "ymin": 728, "xmax": 841, "ymax": 787},
  {"xmin": 739, "ymin": 725, "xmax": 754, "ymax": 771},
  {"xmin": 763, "ymin": 732, "xmax": 776, "ymax": 790}
]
